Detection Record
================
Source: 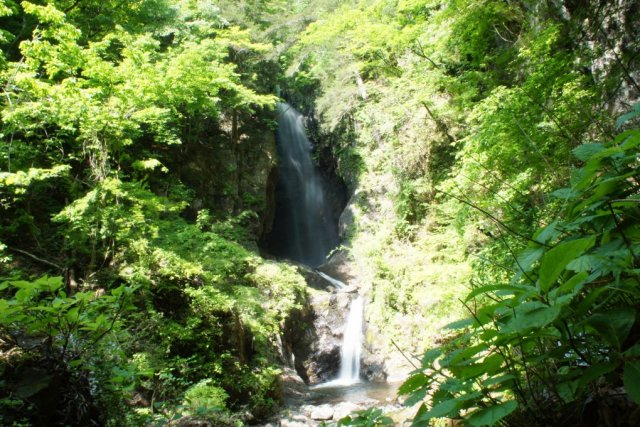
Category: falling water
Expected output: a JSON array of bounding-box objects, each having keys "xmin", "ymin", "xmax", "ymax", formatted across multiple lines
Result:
[
  {"xmin": 316, "ymin": 271, "xmax": 345, "ymax": 289},
  {"xmin": 268, "ymin": 102, "xmax": 364, "ymax": 387},
  {"xmin": 264, "ymin": 102, "xmax": 338, "ymax": 267},
  {"xmin": 338, "ymin": 295, "xmax": 364, "ymax": 384}
]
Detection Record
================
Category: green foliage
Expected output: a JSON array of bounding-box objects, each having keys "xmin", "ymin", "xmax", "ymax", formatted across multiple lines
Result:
[
  {"xmin": 401, "ymin": 116, "xmax": 640, "ymax": 425},
  {"xmin": 183, "ymin": 379, "xmax": 228, "ymax": 412},
  {"xmin": 3, "ymin": 0, "xmax": 639, "ymax": 425},
  {"xmin": 293, "ymin": 1, "xmax": 639, "ymax": 425},
  {"xmin": 336, "ymin": 408, "xmax": 394, "ymax": 426},
  {"xmin": 0, "ymin": 275, "xmax": 135, "ymax": 425},
  {"xmin": 0, "ymin": 1, "xmax": 301, "ymax": 425}
]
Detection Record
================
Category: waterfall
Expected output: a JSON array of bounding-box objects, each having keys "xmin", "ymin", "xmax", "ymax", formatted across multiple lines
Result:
[
  {"xmin": 337, "ymin": 295, "xmax": 364, "ymax": 384},
  {"xmin": 316, "ymin": 271, "xmax": 345, "ymax": 289},
  {"xmin": 269, "ymin": 102, "xmax": 364, "ymax": 388},
  {"xmin": 264, "ymin": 102, "xmax": 338, "ymax": 267}
]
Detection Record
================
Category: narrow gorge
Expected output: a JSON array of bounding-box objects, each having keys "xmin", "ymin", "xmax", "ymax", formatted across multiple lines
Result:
[{"xmin": 261, "ymin": 103, "xmax": 401, "ymax": 426}]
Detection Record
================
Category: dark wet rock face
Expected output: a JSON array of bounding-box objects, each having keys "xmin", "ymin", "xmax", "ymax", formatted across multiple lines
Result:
[
  {"xmin": 282, "ymin": 271, "xmax": 387, "ymax": 385},
  {"xmin": 292, "ymin": 291, "xmax": 352, "ymax": 384},
  {"xmin": 362, "ymin": 353, "xmax": 387, "ymax": 382},
  {"xmin": 317, "ymin": 250, "xmax": 355, "ymax": 285}
]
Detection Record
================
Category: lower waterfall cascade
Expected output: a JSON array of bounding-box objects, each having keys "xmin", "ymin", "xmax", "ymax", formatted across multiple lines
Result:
[{"xmin": 337, "ymin": 295, "xmax": 364, "ymax": 384}]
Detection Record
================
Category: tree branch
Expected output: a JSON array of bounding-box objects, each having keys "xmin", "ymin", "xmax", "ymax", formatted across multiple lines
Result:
[{"xmin": 8, "ymin": 247, "xmax": 63, "ymax": 271}]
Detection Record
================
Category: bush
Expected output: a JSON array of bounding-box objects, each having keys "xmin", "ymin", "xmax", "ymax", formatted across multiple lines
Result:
[{"xmin": 183, "ymin": 379, "xmax": 228, "ymax": 412}]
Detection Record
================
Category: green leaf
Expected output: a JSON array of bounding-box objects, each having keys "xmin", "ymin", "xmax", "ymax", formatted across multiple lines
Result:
[
  {"xmin": 414, "ymin": 398, "xmax": 460, "ymax": 422},
  {"xmin": 549, "ymin": 272, "xmax": 588, "ymax": 306},
  {"xmin": 404, "ymin": 387, "xmax": 428, "ymax": 407},
  {"xmin": 66, "ymin": 307, "xmax": 80, "ymax": 323},
  {"xmin": 420, "ymin": 348, "xmax": 443, "ymax": 366},
  {"xmin": 465, "ymin": 285, "xmax": 528, "ymax": 302},
  {"xmin": 624, "ymin": 343, "xmax": 640, "ymax": 358},
  {"xmin": 443, "ymin": 317, "xmax": 474, "ymax": 330},
  {"xmin": 502, "ymin": 301, "xmax": 561, "ymax": 333},
  {"xmin": 573, "ymin": 143, "xmax": 606, "ymax": 162},
  {"xmin": 443, "ymin": 344, "xmax": 488, "ymax": 367},
  {"xmin": 557, "ymin": 380, "xmax": 579, "ymax": 403},
  {"xmin": 556, "ymin": 271, "xmax": 588, "ymax": 294},
  {"xmin": 399, "ymin": 372, "xmax": 428, "ymax": 395},
  {"xmin": 566, "ymin": 255, "xmax": 602, "ymax": 273},
  {"xmin": 623, "ymin": 361, "xmax": 640, "ymax": 404},
  {"xmin": 379, "ymin": 416, "xmax": 395, "ymax": 425},
  {"xmin": 577, "ymin": 361, "xmax": 619, "ymax": 390},
  {"xmin": 481, "ymin": 374, "xmax": 515, "ymax": 388},
  {"xmin": 616, "ymin": 103, "xmax": 640, "ymax": 129},
  {"xmin": 337, "ymin": 415, "xmax": 353, "ymax": 426},
  {"xmin": 411, "ymin": 404, "xmax": 428, "ymax": 427},
  {"xmin": 551, "ymin": 188, "xmax": 578, "ymax": 199},
  {"xmin": 453, "ymin": 354, "xmax": 504, "ymax": 379},
  {"xmin": 516, "ymin": 246, "xmax": 545, "ymax": 272},
  {"xmin": 538, "ymin": 236, "xmax": 595, "ymax": 292},
  {"xmin": 466, "ymin": 400, "xmax": 517, "ymax": 427},
  {"xmin": 586, "ymin": 308, "xmax": 635, "ymax": 351},
  {"xmin": 533, "ymin": 221, "xmax": 560, "ymax": 245}
]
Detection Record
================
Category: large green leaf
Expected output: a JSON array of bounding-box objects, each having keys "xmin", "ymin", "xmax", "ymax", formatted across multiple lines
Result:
[
  {"xmin": 573, "ymin": 143, "xmax": 605, "ymax": 162},
  {"xmin": 516, "ymin": 246, "xmax": 545, "ymax": 272},
  {"xmin": 421, "ymin": 347, "xmax": 443, "ymax": 365},
  {"xmin": 586, "ymin": 308, "xmax": 636, "ymax": 351},
  {"xmin": 452, "ymin": 354, "xmax": 504, "ymax": 379},
  {"xmin": 502, "ymin": 301, "xmax": 561, "ymax": 333},
  {"xmin": 399, "ymin": 372, "xmax": 429, "ymax": 395},
  {"xmin": 538, "ymin": 236, "xmax": 595, "ymax": 292},
  {"xmin": 623, "ymin": 361, "xmax": 640, "ymax": 404},
  {"xmin": 443, "ymin": 317, "xmax": 474, "ymax": 330},
  {"xmin": 549, "ymin": 272, "xmax": 588, "ymax": 306},
  {"xmin": 616, "ymin": 103, "xmax": 640, "ymax": 129},
  {"xmin": 466, "ymin": 400, "xmax": 518, "ymax": 427},
  {"xmin": 465, "ymin": 284, "xmax": 529, "ymax": 302},
  {"xmin": 442, "ymin": 343, "xmax": 488, "ymax": 367},
  {"xmin": 533, "ymin": 221, "xmax": 560, "ymax": 244}
]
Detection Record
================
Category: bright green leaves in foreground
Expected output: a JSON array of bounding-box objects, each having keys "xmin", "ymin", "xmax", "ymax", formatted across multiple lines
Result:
[
  {"xmin": 0, "ymin": 276, "xmax": 134, "ymax": 412},
  {"xmin": 401, "ymin": 113, "xmax": 640, "ymax": 426}
]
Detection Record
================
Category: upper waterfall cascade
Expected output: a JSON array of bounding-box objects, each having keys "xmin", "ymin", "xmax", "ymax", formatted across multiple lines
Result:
[{"xmin": 264, "ymin": 102, "xmax": 339, "ymax": 267}]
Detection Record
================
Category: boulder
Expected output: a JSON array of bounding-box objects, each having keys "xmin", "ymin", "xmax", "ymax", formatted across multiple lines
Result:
[
  {"xmin": 318, "ymin": 249, "xmax": 354, "ymax": 285},
  {"xmin": 308, "ymin": 404, "xmax": 334, "ymax": 420},
  {"xmin": 333, "ymin": 402, "xmax": 363, "ymax": 421},
  {"xmin": 361, "ymin": 352, "xmax": 387, "ymax": 382},
  {"xmin": 300, "ymin": 292, "xmax": 356, "ymax": 383}
]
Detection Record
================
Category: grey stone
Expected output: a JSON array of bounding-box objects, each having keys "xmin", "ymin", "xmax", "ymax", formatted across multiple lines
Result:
[
  {"xmin": 309, "ymin": 404, "xmax": 334, "ymax": 420},
  {"xmin": 333, "ymin": 402, "xmax": 362, "ymax": 421}
]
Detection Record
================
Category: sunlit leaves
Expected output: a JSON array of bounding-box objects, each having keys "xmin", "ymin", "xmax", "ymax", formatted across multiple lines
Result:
[
  {"xmin": 537, "ymin": 236, "xmax": 595, "ymax": 292},
  {"xmin": 0, "ymin": 275, "xmax": 133, "ymax": 357},
  {"xmin": 403, "ymin": 110, "xmax": 640, "ymax": 425},
  {"xmin": 466, "ymin": 400, "xmax": 517, "ymax": 427}
]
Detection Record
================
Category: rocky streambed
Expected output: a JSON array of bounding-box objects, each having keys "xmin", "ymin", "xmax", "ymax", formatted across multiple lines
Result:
[{"xmin": 263, "ymin": 370, "xmax": 403, "ymax": 427}]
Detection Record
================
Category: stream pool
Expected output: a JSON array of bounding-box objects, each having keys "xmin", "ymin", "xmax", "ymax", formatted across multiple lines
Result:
[{"xmin": 307, "ymin": 380, "xmax": 401, "ymax": 406}]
